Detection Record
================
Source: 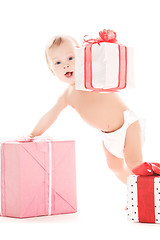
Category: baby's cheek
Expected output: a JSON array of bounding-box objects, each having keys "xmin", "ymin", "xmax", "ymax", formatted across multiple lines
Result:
[
  {"xmin": 54, "ymin": 69, "xmax": 62, "ymax": 78},
  {"xmin": 59, "ymin": 73, "xmax": 66, "ymax": 82},
  {"xmin": 72, "ymin": 62, "xmax": 75, "ymax": 69}
]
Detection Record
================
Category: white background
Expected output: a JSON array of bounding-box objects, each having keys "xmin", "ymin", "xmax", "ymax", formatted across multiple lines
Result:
[{"xmin": 1, "ymin": 0, "xmax": 160, "ymax": 239}]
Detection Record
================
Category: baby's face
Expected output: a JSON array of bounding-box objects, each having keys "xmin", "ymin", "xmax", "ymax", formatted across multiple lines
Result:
[{"xmin": 48, "ymin": 39, "xmax": 76, "ymax": 85}]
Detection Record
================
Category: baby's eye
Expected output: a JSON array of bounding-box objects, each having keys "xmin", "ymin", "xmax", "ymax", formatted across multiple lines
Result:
[
  {"xmin": 55, "ymin": 61, "xmax": 61, "ymax": 65},
  {"xmin": 68, "ymin": 57, "xmax": 73, "ymax": 61}
]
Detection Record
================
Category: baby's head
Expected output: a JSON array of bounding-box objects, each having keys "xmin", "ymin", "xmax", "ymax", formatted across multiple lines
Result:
[{"xmin": 45, "ymin": 35, "xmax": 79, "ymax": 85}]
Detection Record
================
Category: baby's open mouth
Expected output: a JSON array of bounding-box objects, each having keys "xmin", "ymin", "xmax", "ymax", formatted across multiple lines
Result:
[{"xmin": 65, "ymin": 72, "xmax": 73, "ymax": 78}]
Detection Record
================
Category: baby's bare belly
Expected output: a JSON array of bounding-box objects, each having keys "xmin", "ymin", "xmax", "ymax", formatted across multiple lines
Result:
[
  {"xmin": 68, "ymin": 89, "xmax": 128, "ymax": 132},
  {"xmin": 75, "ymin": 105, "xmax": 128, "ymax": 132}
]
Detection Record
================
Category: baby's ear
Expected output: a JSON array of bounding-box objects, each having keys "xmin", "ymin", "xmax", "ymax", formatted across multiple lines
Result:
[{"xmin": 49, "ymin": 67, "xmax": 55, "ymax": 75}]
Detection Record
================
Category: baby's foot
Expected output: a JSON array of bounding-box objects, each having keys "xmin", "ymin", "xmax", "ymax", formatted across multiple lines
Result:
[{"xmin": 125, "ymin": 205, "xmax": 128, "ymax": 211}]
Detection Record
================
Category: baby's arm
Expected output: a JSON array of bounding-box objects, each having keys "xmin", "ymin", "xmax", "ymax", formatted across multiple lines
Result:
[{"xmin": 30, "ymin": 88, "xmax": 69, "ymax": 138}]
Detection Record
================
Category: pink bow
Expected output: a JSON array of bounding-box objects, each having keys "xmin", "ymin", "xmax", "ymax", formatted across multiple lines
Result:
[
  {"xmin": 15, "ymin": 135, "xmax": 54, "ymax": 142},
  {"xmin": 0, "ymin": 135, "xmax": 53, "ymax": 143},
  {"xmin": 132, "ymin": 162, "xmax": 160, "ymax": 176},
  {"xmin": 83, "ymin": 29, "xmax": 117, "ymax": 46}
]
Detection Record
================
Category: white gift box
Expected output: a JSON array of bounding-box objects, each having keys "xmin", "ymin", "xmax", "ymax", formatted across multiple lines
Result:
[{"xmin": 75, "ymin": 42, "xmax": 134, "ymax": 91}]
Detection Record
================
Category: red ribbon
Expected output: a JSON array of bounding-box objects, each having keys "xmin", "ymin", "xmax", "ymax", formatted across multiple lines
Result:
[
  {"xmin": 83, "ymin": 29, "xmax": 127, "ymax": 92},
  {"xmin": 132, "ymin": 162, "xmax": 160, "ymax": 176},
  {"xmin": 83, "ymin": 29, "xmax": 117, "ymax": 46},
  {"xmin": 132, "ymin": 162, "xmax": 160, "ymax": 223}
]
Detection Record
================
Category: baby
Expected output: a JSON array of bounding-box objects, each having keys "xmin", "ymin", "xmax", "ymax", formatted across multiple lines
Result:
[{"xmin": 30, "ymin": 33, "xmax": 144, "ymax": 184}]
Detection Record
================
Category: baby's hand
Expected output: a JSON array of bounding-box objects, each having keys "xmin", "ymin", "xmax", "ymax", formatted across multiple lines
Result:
[
  {"xmin": 16, "ymin": 135, "xmax": 34, "ymax": 142},
  {"xmin": 28, "ymin": 134, "xmax": 34, "ymax": 139}
]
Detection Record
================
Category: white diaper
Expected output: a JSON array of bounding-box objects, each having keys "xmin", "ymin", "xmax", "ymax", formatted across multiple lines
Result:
[{"xmin": 101, "ymin": 109, "xmax": 145, "ymax": 159}]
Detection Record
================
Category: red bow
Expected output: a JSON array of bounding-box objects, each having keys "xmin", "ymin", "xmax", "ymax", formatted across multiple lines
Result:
[
  {"xmin": 83, "ymin": 29, "xmax": 117, "ymax": 46},
  {"xmin": 132, "ymin": 162, "xmax": 160, "ymax": 176}
]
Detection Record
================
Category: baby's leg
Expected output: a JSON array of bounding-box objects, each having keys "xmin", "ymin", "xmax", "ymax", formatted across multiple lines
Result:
[
  {"xmin": 102, "ymin": 142, "xmax": 132, "ymax": 184},
  {"xmin": 124, "ymin": 120, "xmax": 143, "ymax": 172}
]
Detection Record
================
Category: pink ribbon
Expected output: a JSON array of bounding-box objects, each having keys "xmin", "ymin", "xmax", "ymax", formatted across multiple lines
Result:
[{"xmin": 0, "ymin": 135, "xmax": 53, "ymax": 143}]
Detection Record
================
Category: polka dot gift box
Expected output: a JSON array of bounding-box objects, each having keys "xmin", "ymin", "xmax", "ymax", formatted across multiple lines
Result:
[{"xmin": 127, "ymin": 162, "xmax": 160, "ymax": 223}]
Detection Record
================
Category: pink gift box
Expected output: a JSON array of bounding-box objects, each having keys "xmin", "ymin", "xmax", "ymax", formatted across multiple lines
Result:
[{"xmin": 0, "ymin": 137, "xmax": 77, "ymax": 218}]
